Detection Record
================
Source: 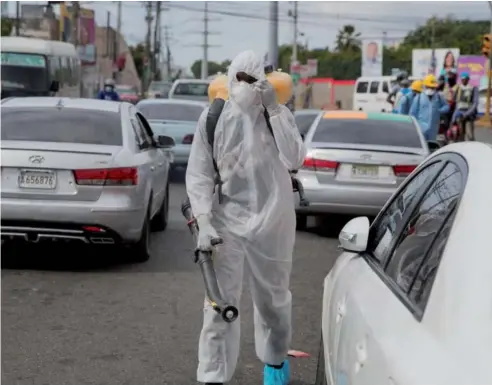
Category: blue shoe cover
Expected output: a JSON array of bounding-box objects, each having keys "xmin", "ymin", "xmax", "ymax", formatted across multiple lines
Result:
[{"xmin": 264, "ymin": 360, "xmax": 290, "ymax": 385}]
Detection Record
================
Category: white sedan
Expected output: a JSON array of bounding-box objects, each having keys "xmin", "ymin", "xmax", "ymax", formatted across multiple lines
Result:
[{"xmin": 315, "ymin": 141, "xmax": 492, "ymax": 385}]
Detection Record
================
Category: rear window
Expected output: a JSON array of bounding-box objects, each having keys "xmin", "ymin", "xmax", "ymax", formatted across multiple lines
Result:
[
  {"xmin": 295, "ymin": 113, "xmax": 319, "ymax": 136},
  {"xmin": 173, "ymin": 82, "xmax": 209, "ymax": 97},
  {"xmin": 312, "ymin": 118, "xmax": 422, "ymax": 148},
  {"xmin": 1, "ymin": 107, "xmax": 122, "ymax": 145},
  {"xmin": 138, "ymin": 103, "xmax": 204, "ymax": 122}
]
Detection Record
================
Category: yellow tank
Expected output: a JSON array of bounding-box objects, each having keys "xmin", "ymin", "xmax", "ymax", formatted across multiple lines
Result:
[
  {"xmin": 208, "ymin": 74, "xmax": 228, "ymax": 103},
  {"xmin": 266, "ymin": 69, "xmax": 293, "ymax": 105},
  {"xmin": 207, "ymin": 68, "xmax": 294, "ymax": 105}
]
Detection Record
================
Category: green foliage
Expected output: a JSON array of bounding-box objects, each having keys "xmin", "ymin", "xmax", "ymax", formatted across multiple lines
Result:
[
  {"xmin": 1, "ymin": 18, "xmax": 13, "ymax": 37},
  {"xmin": 190, "ymin": 59, "xmax": 231, "ymax": 78},
  {"xmin": 129, "ymin": 43, "xmax": 145, "ymax": 79}
]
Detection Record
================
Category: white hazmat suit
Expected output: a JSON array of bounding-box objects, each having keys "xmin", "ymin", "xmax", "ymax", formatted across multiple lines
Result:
[{"xmin": 185, "ymin": 50, "xmax": 306, "ymax": 383}]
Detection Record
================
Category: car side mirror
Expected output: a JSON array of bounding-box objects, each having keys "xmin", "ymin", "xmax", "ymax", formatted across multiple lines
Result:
[
  {"xmin": 156, "ymin": 135, "xmax": 175, "ymax": 148},
  {"xmin": 338, "ymin": 217, "xmax": 370, "ymax": 252},
  {"xmin": 50, "ymin": 80, "xmax": 59, "ymax": 92},
  {"xmin": 427, "ymin": 140, "xmax": 441, "ymax": 153}
]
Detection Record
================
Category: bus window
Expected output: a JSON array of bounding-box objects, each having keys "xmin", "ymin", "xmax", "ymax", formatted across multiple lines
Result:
[{"xmin": 382, "ymin": 81, "xmax": 390, "ymax": 93}]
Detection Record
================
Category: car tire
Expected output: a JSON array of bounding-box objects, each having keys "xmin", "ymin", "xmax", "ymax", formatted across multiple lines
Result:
[
  {"xmin": 314, "ymin": 337, "xmax": 328, "ymax": 385},
  {"xmin": 296, "ymin": 214, "xmax": 308, "ymax": 231},
  {"xmin": 151, "ymin": 183, "xmax": 169, "ymax": 232},
  {"xmin": 127, "ymin": 208, "xmax": 151, "ymax": 263}
]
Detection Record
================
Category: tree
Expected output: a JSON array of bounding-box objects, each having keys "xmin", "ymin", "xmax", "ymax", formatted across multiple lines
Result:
[
  {"xmin": 335, "ymin": 24, "xmax": 361, "ymax": 52},
  {"xmin": 190, "ymin": 60, "xmax": 230, "ymax": 78},
  {"xmin": 1, "ymin": 18, "xmax": 13, "ymax": 36},
  {"xmin": 129, "ymin": 43, "xmax": 146, "ymax": 80}
]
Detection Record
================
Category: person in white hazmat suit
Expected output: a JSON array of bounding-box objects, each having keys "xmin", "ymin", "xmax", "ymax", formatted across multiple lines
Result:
[{"xmin": 185, "ymin": 50, "xmax": 306, "ymax": 385}]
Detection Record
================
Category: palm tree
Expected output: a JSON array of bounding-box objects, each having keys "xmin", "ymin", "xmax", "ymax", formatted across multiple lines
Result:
[{"xmin": 335, "ymin": 24, "xmax": 361, "ymax": 52}]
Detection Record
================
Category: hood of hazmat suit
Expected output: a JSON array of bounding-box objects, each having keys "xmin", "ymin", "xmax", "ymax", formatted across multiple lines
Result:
[{"xmin": 185, "ymin": 50, "xmax": 306, "ymax": 383}]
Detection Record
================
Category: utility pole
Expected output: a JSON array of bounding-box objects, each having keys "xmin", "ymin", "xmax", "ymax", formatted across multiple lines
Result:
[
  {"xmin": 430, "ymin": 18, "xmax": 436, "ymax": 75},
  {"xmin": 145, "ymin": 2, "xmax": 153, "ymax": 91},
  {"xmin": 71, "ymin": 1, "xmax": 80, "ymax": 46},
  {"xmin": 268, "ymin": 1, "xmax": 278, "ymax": 68},
  {"xmin": 163, "ymin": 26, "xmax": 172, "ymax": 80},
  {"xmin": 290, "ymin": 2, "xmax": 298, "ymax": 65},
  {"xmin": 15, "ymin": 1, "xmax": 20, "ymax": 36},
  {"xmin": 115, "ymin": 1, "xmax": 122, "ymax": 82},
  {"xmin": 153, "ymin": 1, "xmax": 162, "ymax": 80},
  {"xmin": 201, "ymin": 2, "xmax": 209, "ymax": 79}
]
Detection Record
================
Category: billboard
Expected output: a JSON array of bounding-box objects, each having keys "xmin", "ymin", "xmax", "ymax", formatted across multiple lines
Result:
[
  {"xmin": 361, "ymin": 39, "xmax": 383, "ymax": 77},
  {"xmin": 59, "ymin": 4, "xmax": 96, "ymax": 65},
  {"xmin": 412, "ymin": 48, "xmax": 460, "ymax": 78},
  {"xmin": 457, "ymin": 55, "xmax": 486, "ymax": 87}
]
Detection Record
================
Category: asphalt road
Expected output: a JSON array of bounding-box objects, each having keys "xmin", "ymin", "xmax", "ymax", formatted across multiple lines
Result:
[{"xmin": 1, "ymin": 172, "xmax": 344, "ymax": 385}]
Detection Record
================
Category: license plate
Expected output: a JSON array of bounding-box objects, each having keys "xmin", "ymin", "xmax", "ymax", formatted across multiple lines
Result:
[
  {"xmin": 351, "ymin": 165, "xmax": 379, "ymax": 178},
  {"xmin": 18, "ymin": 170, "xmax": 56, "ymax": 189}
]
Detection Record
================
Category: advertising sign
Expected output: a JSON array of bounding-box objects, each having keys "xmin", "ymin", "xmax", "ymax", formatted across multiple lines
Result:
[
  {"xmin": 59, "ymin": 4, "xmax": 96, "ymax": 65},
  {"xmin": 361, "ymin": 39, "xmax": 383, "ymax": 77},
  {"xmin": 457, "ymin": 55, "xmax": 486, "ymax": 87},
  {"xmin": 412, "ymin": 48, "xmax": 460, "ymax": 78}
]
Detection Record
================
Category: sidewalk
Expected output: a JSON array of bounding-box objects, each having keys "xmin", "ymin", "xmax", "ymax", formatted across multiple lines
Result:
[{"xmin": 476, "ymin": 127, "xmax": 492, "ymax": 144}]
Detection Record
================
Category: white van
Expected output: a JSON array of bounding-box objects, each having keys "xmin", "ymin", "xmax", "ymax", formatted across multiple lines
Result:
[
  {"xmin": 353, "ymin": 76, "xmax": 416, "ymax": 113},
  {"xmin": 1, "ymin": 37, "xmax": 81, "ymax": 99}
]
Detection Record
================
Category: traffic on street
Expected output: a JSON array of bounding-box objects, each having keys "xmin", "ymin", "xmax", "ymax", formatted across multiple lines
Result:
[{"xmin": 2, "ymin": 2, "xmax": 492, "ymax": 385}]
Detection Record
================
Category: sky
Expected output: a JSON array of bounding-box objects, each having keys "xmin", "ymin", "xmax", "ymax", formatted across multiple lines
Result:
[{"xmin": 4, "ymin": 1, "xmax": 486, "ymax": 70}]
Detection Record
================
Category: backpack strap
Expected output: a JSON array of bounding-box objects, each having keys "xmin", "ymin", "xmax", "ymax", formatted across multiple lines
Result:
[{"xmin": 205, "ymin": 98, "xmax": 226, "ymax": 203}]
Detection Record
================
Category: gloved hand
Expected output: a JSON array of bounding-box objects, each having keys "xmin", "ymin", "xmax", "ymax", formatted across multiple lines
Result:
[
  {"xmin": 255, "ymin": 80, "xmax": 281, "ymax": 116},
  {"xmin": 196, "ymin": 214, "xmax": 221, "ymax": 252}
]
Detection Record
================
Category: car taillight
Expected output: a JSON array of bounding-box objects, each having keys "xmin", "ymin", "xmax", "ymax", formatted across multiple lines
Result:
[
  {"xmin": 73, "ymin": 167, "xmax": 138, "ymax": 186},
  {"xmin": 302, "ymin": 157, "xmax": 339, "ymax": 171},
  {"xmin": 393, "ymin": 165, "xmax": 417, "ymax": 177},
  {"xmin": 183, "ymin": 134, "xmax": 194, "ymax": 144}
]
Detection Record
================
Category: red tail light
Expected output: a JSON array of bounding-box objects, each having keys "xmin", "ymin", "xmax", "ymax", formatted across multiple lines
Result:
[
  {"xmin": 302, "ymin": 157, "xmax": 339, "ymax": 171},
  {"xmin": 183, "ymin": 134, "xmax": 194, "ymax": 144},
  {"xmin": 73, "ymin": 167, "xmax": 138, "ymax": 186},
  {"xmin": 393, "ymin": 165, "xmax": 417, "ymax": 177}
]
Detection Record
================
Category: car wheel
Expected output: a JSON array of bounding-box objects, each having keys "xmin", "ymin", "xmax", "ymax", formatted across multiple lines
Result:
[
  {"xmin": 296, "ymin": 214, "xmax": 308, "ymax": 231},
  {"xmin": 315, "ymin": 337, "xmax": 328, "ymax": 385},
  {"xmin": 151, "ymin": 183, "xmax": 169, "ymax": 232},
  {"xmin": 127, "ymin": 209, "xmax": 151, "ymax": 263}
]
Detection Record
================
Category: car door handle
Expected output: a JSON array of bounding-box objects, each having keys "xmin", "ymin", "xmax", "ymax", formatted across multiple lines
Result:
[
  {"xmin": 354, "ymin": 339, "xmax": 367, "ymax": 374},
  {"xmin": 150, "ymin": 166, "xmax": 155, "ymax": 171}
]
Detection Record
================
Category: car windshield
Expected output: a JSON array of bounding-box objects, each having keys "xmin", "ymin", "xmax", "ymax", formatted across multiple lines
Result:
[
  {"xmin": 313, "ymin": 118, "xmax": 422, "ymax": 148},
  {"xmin": 295, "ymin": 113, "xmax": 319, "ymax": 136},
  {"xmin": 149, "ymin": 82, "xmax": 171, "ymax": 93},
  {"xmin": 1, "ymin": 52, "xmax": 48, "ymax": 91},
  {"xmin": 1, "ymin": 108, "xmax": 123, "ymax": 145},
  {"xmin": 138, "ymin": 103, "xmax": 204, "ymax": 122},
  {"xmin": 173, "ymin": 82, "xmax": 209, "ymax": 97},
  {"xmin": 116, "ymin": 86, "xmax": 136, "ymax": 95}
]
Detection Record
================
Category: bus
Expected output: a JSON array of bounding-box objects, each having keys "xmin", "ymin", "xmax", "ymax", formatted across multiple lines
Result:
[{"xmin": 1, "ymin": 37, "xmax": 81, "ymax": 99}]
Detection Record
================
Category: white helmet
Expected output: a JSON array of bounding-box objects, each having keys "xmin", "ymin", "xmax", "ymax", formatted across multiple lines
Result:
[{"xmin": 104, "ymin": 78, "xmax": 115, "ymax": 87}]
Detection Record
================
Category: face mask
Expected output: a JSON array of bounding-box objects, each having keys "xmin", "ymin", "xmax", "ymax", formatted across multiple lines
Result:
[
  {"xmin": 104, "ymin": 86, "xmax": 113, "ymax": 93},
  {"xmin": 230, "ymin": 81, "xmax": 260, "ymax": 108},
  {"xmin": 425, "ymin": 89, "xmax": 435, "ymax": 96}
]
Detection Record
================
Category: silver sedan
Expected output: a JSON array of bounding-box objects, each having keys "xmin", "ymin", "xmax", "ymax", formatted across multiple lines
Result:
[
  {"xmin": 1, "ymin": 97, "xmax": 175, "ymax": 262},
  {"xmin": 296, "ymin": 110, "xmax": 436, "ymax": 229}
]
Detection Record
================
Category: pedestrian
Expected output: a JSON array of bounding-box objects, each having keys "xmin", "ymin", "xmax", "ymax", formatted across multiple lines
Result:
[
  {"xmin": 452, "ymin": 72, "xmax": 479, "ymax": 141},
  {"xmin": 185, "ymin": 50, "xmax": 306, "ymax": 385},
  {"xmin": 397, "ymin": 80, "xmax": 422, "ymax": 115},
  {"xmin": 96, "ymin": 78, "xmax": 120, "ymax": 101},
  {"xmin": 409, "ymin": 74, "xmax": 449, "ymax": 141}
]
